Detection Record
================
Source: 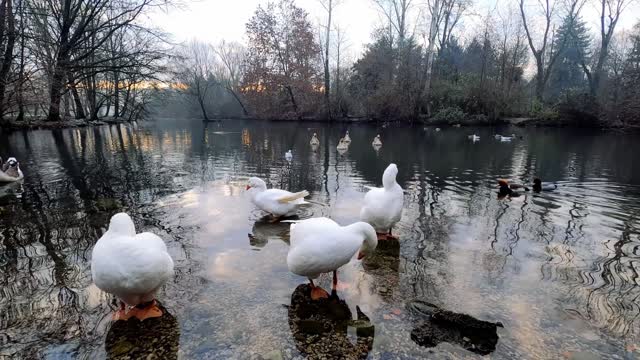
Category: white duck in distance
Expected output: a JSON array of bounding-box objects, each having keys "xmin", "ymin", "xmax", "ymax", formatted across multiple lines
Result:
[
  {"xmin": 91, "ymin": 213, "xmax": 174, "ymax": 321},
  {"xmin": 372, "ymin": 135, "xmax": 382, "ymax": 147},
  {"xmin": 360, "ymin": 163, "xmax": 404, "ymax": 240},
  {"xmin": 287, "ymin": 217, "xmax": 377, "ymax": 300},
  {"xmin": 310, "ymin": 133, "xmax": 320, "ymax": 146},
  {"xmin": 246, "ymin": 177, "xmax": 309, "ymax": 221},
  {"xmin": 468, "ymin": 134, "xmax": 480, "ymax": 142},
  {"xmin": 0, "ymin": 157, "xmax": 24, "ymax": 182},
  {"xmin": 336, "ymin": 138, "xmax": 349, "ymax": 152},
  {"xmin": 343, "ymin": 131, "xmax": 352, "ymax": 144},
  {"xmin": 285, "ymin": 150, "xmax": 293, "ymax": 162}
]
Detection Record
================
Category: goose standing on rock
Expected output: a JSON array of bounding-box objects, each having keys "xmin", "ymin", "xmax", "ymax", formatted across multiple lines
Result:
[
  {"xmin": 372, "ymin": 135, "xmax": 382, "ymax": 147},
  {"xmin": 91, "ymin": 213, "xmax": 174, "ymax": 321},
  {"xmin": 246, "ymin": 177, "xmax": 309, "ymax": 221},
  {"xmin": 0, "ymin": 157, "xmax": 24, "ymax": 183},
  {"xmin": 287, "ymin": 217, "xmax": 378, "ymax": 300},
  {"xmin": 310, "ymin": 133, "xmax": 320, "ymax": 146},
  {"xmin": 360, "ymin": 163, "xmax": 404, "ymax": 240},
  {"xmin": 343, "ymin": 131, "xmax": 352, "ymax": 145}
]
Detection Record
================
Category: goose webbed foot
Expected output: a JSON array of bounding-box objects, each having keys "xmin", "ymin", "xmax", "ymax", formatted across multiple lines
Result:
[{"xmin": 129, "ymin": 299, "xmax": 163, "ymax": 321}]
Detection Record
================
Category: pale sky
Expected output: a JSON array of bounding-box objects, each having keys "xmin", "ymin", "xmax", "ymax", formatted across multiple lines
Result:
[{"xmin": 151, "ymin": 0, "xmax": 639, "ymax": 59}]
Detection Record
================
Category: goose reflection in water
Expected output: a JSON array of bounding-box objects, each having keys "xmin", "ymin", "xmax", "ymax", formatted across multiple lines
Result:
[
  {"xmin": 248, "ymin": 217, "xmax": 292, "ymax": 248},
  {"xmin": 287, "ymin": 284, "xmax": 374, "ymax": 360},
  {"xmin": 105, "ymin": 302, "xmax": 179, "ymax": 360}
]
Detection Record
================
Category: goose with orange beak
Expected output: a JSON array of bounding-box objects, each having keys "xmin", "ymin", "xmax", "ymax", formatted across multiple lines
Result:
[{"xmin": 287, "ymin": 217, "xmax": 378, "ymax": 300}]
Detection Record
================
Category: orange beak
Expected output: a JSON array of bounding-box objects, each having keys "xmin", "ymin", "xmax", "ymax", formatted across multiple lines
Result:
[
  {"xmin": 357, "ymin": 251, "xmax": 365, "ymax": 260},
  {"xmin": 246, "ymin": 185, "xmax": 251, "ymax": 190}
]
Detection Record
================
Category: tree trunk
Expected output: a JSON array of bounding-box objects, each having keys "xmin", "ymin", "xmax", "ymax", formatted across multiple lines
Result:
[
  {"xmin": 113, "ymin": 71, "xmax": 119, "ymax": 118},
  {"xmin": 227, "ymin": 87, "xmax": 249, "ymax": 116},
  {"xmin": 423, "ymin": 0, "xmax": 441, "ymax": 116},
  {"xmin": 198, "ymin": 97, "xmax": 209, "ymax": 120},
  {"xmin": 323, "ymin": 0, "xmax": 332, "ymax": 121},
  {"xmin": 0, "ymin": 0, "xmax": 15, "ymax": 119},
  {"xmin": 67, "ymin": 71, "xmax": 85, "ymax": 119},
  {"xmin": 47, "ymin": 64, "xmax": 67, "ymax": 122}
]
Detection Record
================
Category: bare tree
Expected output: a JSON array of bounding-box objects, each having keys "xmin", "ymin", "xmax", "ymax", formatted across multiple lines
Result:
[
  {"xmin": 0, "ymin": 0, "xmax": 16, "ymax": 118},
  {"xmin": 580, "ymin": 0, "xmax": 634, "ymax": 97},
  {"xmin": 317, "ymin": 0, "xmax": 342, "ymax": 120},
  {"xmin": 175, "ymin": 39, "xmax": 217, "ymax": 120},
  {"xmin": 518, "ymin": 0, "xmax": 582, "ymax": 102},
  {"xmin": 215, "ymin": 40, "xmax": 249, "ymax": 116},
  {"xmin": 372, "ymin": 0, "xmax": 415, "ymax": 45}
]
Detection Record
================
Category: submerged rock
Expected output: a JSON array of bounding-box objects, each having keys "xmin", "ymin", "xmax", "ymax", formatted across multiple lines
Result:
[
  {"xmin": 105, "ymin": 302, "xmax": 179, "ymax": 360},
  {"xmin": 288, "ymin": 284, "xmax": 374, "ymax": 360},
  {"xmin": 408, "ymin": 300, "xmax": 503, "ymax": 355}
]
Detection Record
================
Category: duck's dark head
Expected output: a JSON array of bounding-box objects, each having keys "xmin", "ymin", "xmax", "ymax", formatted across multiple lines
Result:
[{"xmin": 533, "ymin": 178, "xmax": 542, "ymax": 185}]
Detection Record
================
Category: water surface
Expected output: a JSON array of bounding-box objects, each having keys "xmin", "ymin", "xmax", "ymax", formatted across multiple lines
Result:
[{"xmin": 0, "ymin": 120, "xmax": 639, "ymax": 359}]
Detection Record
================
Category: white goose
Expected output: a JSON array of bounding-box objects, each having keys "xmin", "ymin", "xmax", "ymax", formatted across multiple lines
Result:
[
  {"xmin": 310, "ymin": 133, "xmax": 320, "ymax": 146},
  {"xmin": 246, "ymin": 177, "xmax": 309, "ymax": 220},
  {"xmin": 343, "ymin": 131, "xmax": 352, "ymax": 145},
  {"xmin": 372, "ymin": 135, "xmax": 382, "ymax": 147},
  {"xmin": 0, "ymin": 157, "xmax": 24, "ymax": 183},
  {"xmin": 360, "ymin": 163, "xmax": 404, "ymax": 240},
  {"xmin": 336, "ymin": 138, "xmax": 349, "ymax": 152},
  {"xmin": 468, "ymin": 134, "xmax": 480, "ymax": 142},
  {"xmin": 285, "ymin": 150, "xmax": 293, "ymax": 162},
  {"xmin": 287, "ymin": 217, "xmax": 377, "ymax": 300},
  {"xmin": 91, "ymin": 213, "xmax": 174, "ymax": 321}
]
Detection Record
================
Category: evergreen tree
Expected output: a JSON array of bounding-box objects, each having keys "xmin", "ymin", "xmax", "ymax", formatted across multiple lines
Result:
[{"xmin": 548, "ymin": 15, "xmax": 591, "ymax": 97}]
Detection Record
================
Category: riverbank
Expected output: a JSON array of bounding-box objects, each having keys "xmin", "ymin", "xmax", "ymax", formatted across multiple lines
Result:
[{"xmin": 0, "ymin": 117, "xmax": 131, "ymax": 130}]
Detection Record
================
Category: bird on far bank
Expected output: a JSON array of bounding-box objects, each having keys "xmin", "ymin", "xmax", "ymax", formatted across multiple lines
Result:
[
  {"xmin": 285, "ymin": 150, "xmax": 293, "ymax": 162},
  {"xmin": 360, "ymin": 163, "xmax": 404, "ymax": 240},
  {"xmin": 0, "ymin": 157, "xmax": 24, "ymax": 183},
  {"xmin": 435, "ymin": 128, "xmax": 441, "ymax": 132},
  {"xmin": 499, "ymin": 135, "xmax": 514, "ymax": 142},
  {"xmin": 372, "ymin": 135, "xmax": 382, "ymax": 147},
  {"xmin": 91, "ymin": 213, "xmax": 174, "ymax": 322},
  {"xmin": 246, "ymin": 177, "xmax": 309, "ymax": 221},
  {"xmin": 310, "ymin": 133, "xmax": 320, "ymax": 146},
  {"xmin": 287, "ymin": 217, "xmax": 378, "ymax": 300}
]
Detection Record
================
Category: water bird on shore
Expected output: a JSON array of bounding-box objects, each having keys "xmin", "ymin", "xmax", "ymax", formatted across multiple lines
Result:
[
  {"xmin": 494, "ymin": 134, "xmax": 502, "ymax": 139},
  {"xmin": 468, "ymin": 134, "xmax": 480, "ymax": 142},
  {"xmin": 287, "ymin": 217, "xmax": 377, "ymax": 300},
  {"xmin": 372, "ymin": 135, "xmax": 382, "ymax": 147},
  {"xmin": 285, "ymin": 150, "xmax": 293, "ymax": 162},
  {"xmin": 453, "ymin": 124, "xmax": 461, "ymax": 128},
  {"xmin": 246, "ymin": 177, "xmax": 309, "ymax": 221},
  {"xmin": 343, "ymin": 131, "xmax": 352, "ymax": 144},
  {"xmin": 0, "ymin": 157, "xmax": 24, "ymax": 183},
  {"xmin": 91, "ymin": 213, "xmax": 174, "ymax": 321},
  {"xmin": 435, "ymin": 128, "xmax": 441, "ymax": 132},
  {"xmin": 533, "ymin": 178, "xmax": 557, "ymax": 192},
  {"xmin": 499, "ymin": 135, "xmax": 514, "ymax": 142},
  {"xmin": 310, "ymin": 133, "xmax": 320, "ymax": 146},
  {"xmin": 360, "ymin": 164, "xmax": 404, "ymax": 240}
]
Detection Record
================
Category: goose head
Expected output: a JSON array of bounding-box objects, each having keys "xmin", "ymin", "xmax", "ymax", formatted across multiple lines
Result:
[
  {"xmin": 382, "ymin": 163, "xmax": 398, "ymax": 189},
  {"xmin": 4, "ymin": 157, "xmax": 21, "ymax": 177},
  {"xmin": 108, "ymin": 213, "xmax": 136, "ymax": 237},
  {"xmin": 246, "ymin": 177, "xmax": 267, "ymax": 193},
  {"xmin": 345, "ymin": 222, "xmax": 378, "ymax": 260}
]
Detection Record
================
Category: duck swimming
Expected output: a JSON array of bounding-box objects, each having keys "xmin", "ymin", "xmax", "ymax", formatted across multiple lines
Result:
[
  {"xmin": 533, "ymin": 178, "xmax": 557, "ymax": 192},
  {"xmin": 498, "ymin": 179, "xmax": 521, "ymax": 198},
  {"xmin": 310, "ymin": 133, "xmax": 320, "ymax": 146},
  {"xmin": 343, "ymin": 131, "xmax": 352, "ymax": 145},
  {"xmin": 91, "ymin": 213, "xmax": 174, "ymax": 321},
  {"xmin": 360, "ymin": 163, "xmax": 404, "ymax": 240},
  {"xmin": 287, "ymin": 217, "xmax": 377, "ymax": 300},
  {"xmin": 0, "ymin": 157, "xmax": 24, "ymax": 183},
  {"xmin": 246, "ymin": 177, "xmax": 309, "ymax": 220},
  {"xmin": 372, "ymin": 135, "xmax": 382, "ymax": 147}
]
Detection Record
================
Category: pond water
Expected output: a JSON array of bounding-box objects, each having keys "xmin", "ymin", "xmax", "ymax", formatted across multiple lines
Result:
[{"xmin": 0, "ymin": 119, "xmax": 639, "ymax": 359}]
